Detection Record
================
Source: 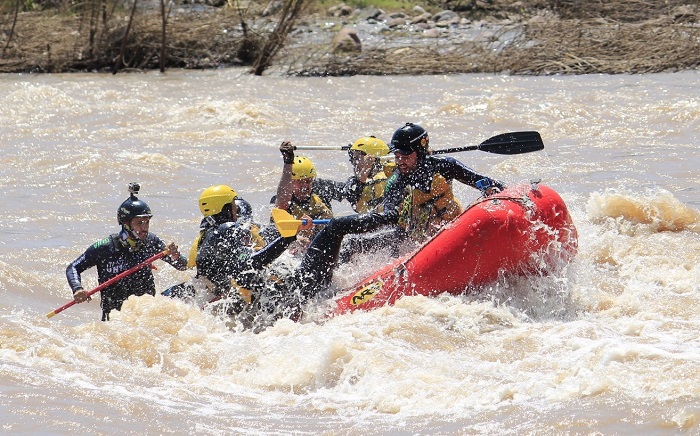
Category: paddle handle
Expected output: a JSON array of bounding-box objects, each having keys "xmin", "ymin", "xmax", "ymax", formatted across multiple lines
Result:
[{"xmin": 46, "ymin": 250, "xmax": 168, "ymax": 318}]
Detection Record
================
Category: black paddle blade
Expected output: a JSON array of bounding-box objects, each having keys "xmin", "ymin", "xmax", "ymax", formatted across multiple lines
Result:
[{"xmin": 478, "ymin": 131, "xmax": 544, "ymax": 155}]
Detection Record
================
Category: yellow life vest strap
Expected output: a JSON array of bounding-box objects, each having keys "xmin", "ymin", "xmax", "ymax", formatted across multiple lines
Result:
[{"xmin": 187, "ymin": 231, "xmax": 204, "ymax": 269}]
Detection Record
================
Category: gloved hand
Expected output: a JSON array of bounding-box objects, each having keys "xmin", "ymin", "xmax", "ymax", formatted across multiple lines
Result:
[
  {"xmin": 476, "ymin": 178, "xmax": 504, "ymax": 196},
  {"xmin": 280, "ymin": 141, "xmax": 295, "ymax": 164}
]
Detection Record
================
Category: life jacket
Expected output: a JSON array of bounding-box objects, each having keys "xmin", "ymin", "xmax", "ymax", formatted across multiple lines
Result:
[
  {"xmin": 397, "ymin": 173, "xmax": 462, "ymax": 242},
  {"xmin": 187, "ymin": 231, "xmax": 203, "ymax": 269},
  {"xmin": 188, "ymin": 221, "xmax": 265, "ymax": 269},
  {"xmin": 355, "ymin": 171, "xmax": 388, "ymax": 213},
  {"xmin": 287, "ymin": 193, "xmax": 333, "ymax": 220}
]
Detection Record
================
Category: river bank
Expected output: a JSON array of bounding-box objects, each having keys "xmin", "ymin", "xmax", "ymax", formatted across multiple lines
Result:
[{"xmin": 1, "ymin": 0, "xmax": 699, "ymax": 75}]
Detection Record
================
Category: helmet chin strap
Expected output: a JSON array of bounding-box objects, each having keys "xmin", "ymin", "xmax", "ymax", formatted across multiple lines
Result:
[{"xmin": 120, "ymin": 225, "xmax": 143, "ymax": 251}]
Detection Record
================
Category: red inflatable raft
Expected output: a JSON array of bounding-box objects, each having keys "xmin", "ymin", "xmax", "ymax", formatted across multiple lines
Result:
[{"xmin": 330, "ymin": 182, "xmax": 578, "ymax": 315}]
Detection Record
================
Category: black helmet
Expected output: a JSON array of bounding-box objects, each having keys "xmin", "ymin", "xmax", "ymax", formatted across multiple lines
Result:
[
  {"xmin": 235, "ymin": 197, "xmax": 253, "ymax": 221},
  {"xmin": 390, "ymin": 123, "xmax": 430, "ymax": 155},
  {"xmin": 117, "ymin": 183, "xmax": 153, "ymax": 225}
]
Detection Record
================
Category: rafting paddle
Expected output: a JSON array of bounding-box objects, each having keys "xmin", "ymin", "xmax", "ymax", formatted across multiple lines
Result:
[
  {"xmin": 271, "ymin": 208, "xmax": 330, "ymax": 238},
  {"xmin": 46, "ymin": 250, "xmax": 169, "ymax": 319},
  {"xmin": 293, "ymin": 131, "xmax": 544, "ymax": 155}
]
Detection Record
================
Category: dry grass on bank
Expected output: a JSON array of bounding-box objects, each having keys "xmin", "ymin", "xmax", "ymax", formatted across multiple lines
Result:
[
  {"xmin": 503, "ymin": 20, "xmax": 700, "ymax": 75},
  {"xmin": 287, "ymin": 20, "xmax": 700, "ymax": 76},
  {"xmin": 0, "ymin": 10, "xmax": 248, "ymax": 73},
  {"xmin": 1, "ymin": 1, "xmax": 699, "ymax": 75}
]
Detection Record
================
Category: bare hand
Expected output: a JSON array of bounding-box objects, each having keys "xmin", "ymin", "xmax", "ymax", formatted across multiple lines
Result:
[
  {"xmin": 298, "ymin": 214, "xmax": 314, "ymax": 231},
  {"xmin": 73, "ymin": 289, "xmax": 91, "ymax": 303},
  {"xmin": 485, "ymin": 186, "xmax": 502, "ymax": 196},
  {"xmin": 354, "ymin": 154, "xmax": 375, "ymax": 183},
  {"xmin": 289, "ymin": 236, "xmax": 310, "ymax": 255}
]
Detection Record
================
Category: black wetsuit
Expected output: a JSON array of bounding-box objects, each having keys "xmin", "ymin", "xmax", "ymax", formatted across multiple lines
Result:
[
  {"xmin": 66, "ymin": 233, "xmax": 188, "ymax": 321},
  {"xmin": 312, "ymin": 178, "xmax": 347, "ymax": 212},
  {"xmin": 195, "ymin": 216, "xmax": 303, "ymax": 327},
  {"xmin": 315, "ymin": 174, "xmax": 387, "ymax": 213},
  {"xmin": 383, "ymin": 154, "xmax": 504, "ymax": 215},
  {"xmin": 196, "ymin": 221, "xmax": 293, "ymax": 296}
]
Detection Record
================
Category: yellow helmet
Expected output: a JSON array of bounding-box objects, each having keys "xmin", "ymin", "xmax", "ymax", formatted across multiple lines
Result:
[
  {"xmin": 291, "ymin": 157, "xmax": 316, "ymax": 180},
  {"xmin": 350, "ymin": 136, "xmax": 389, "ymax": 157},
  {"xmin": 199, "ymin": 185, "xmax": 237, "ymax": 216}
]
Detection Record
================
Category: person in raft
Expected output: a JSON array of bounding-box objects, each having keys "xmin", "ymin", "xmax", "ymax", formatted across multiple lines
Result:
[
  {"xmin": 384, "ymin": 122, "xmax": 505, "ymax": 242},
  {"xmin": 65, "ymin": 183, "xmax": 187, "ymax": 321},
  {"xmin": 189, "ymin": 182, "xmax": 390, "ymax": 330},
  {"xmin": 192, "ymin": 184, "xmax": 317, "ymax": 329},
  {"xmin": 265, "ymin": 143, "xmax": 333, "ymax": 253},
  {"xmin": 161, "ymin": 191, "xmax": 268, "ymax": 302},
  {"xmin": 315, "ymin": 135, "xmax": 399, "ymax": 263},
  {"xmin": 320, "ymin": 135, "xmax": 395, "ymax": 214}
]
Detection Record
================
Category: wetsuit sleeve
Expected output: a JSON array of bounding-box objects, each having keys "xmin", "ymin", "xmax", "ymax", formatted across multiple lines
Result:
[
  {"xmin": 434, "ymin": 156, "xmax": 505, "ymax": 190},
  {"xmin": 343, "ymin": 176, "xmax": 363, "ymax": 205},
  {"xmin": 249, "ymin": 236, "xmax": 296, "ymax": 270},
  {"xmin": 65, "ymin": 240, "xmax": 105, "ymax": 293},
  {"xmin": 164, "ymin": 251, "xmax": 189, "ymax": 271},
  {"xmin": 313, "ymin": 178, "xmax": 347, "ymax": 205},
  {"xmin": 199, "ymin": 223, "xmax": 293, "ymax": 279},
  {"xmin": 258, "ymin": 223, "xmax": 282, "ymax": 244},
  {"xmin": 380, "ymin": 174, "xmax": 403, "ymax": 224},
  {"xmin": 163, "ymin": 241, "xmax": 189, "ymax": 271},
  {"xmin": 149, "ymin": 234, "xmax": 189, "ymax": 271}
]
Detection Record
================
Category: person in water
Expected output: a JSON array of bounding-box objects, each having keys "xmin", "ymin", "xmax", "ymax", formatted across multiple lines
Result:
[{"xmin": 65, "ymin": 183, "xmax": 187, "ymax": 321}]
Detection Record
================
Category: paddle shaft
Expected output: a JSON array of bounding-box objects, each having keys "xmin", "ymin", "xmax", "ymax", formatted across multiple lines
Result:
[
  {"xmin": 294, "ymin": 145, "xmax": 350, "ymax": 151},
  {"xmin": 293, "ymin": 131, "xmax": 543, "ymax": 155},
  {"xmin": 303, "ymin": 219, "xmax": 330, "ymax": 225},
  {"xmin": 46, "ymin": 250, "xmax": 168, "ymax": 318}
]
